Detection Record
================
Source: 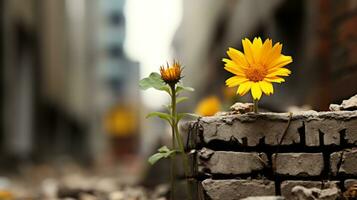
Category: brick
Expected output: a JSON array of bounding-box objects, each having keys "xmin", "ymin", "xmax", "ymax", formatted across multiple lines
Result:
[
  {"xmin": 199, "ymin": 112, "xmax": 307, "ymax": 147},
  {"xmin": 281, "ymin": 181, "xmax": 339, "ymax": 199},
  {"xmin": 272, "ymin": 153, "xmax": 324, "ymax": 176},
  {"xmin": 330, "ymin": 148, "xmax": 357, "ymax": 176},
  {"xmin": 198, "ymin": 148, "xmax": 268, "ymax": 175},
  {"xmin": 202, "ymin": 179, "xmax": 275, "ymax": 200},
  {"xmin": 305, "ymin": 119, "xmax": 343, "ymax": 146},
  {"xmin": 345, "ymin": 119, "xmax": 357, "ymax": 145},
  {"xmin": 305, "ymin": 111, "xmax": 357, "ymax": 146}
]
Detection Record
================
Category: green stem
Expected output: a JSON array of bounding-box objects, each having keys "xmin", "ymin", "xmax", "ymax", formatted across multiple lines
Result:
[
  {"xmin": 170, "ymin": 84, "xmax": 193, "ymax": 200},
  {"xmin": 253, "ymin": 99, "xmax": 259, "ymax": 113},
  {"xmin": 170, "ymin": 84, "xmax": 176, "ymax": 200}
]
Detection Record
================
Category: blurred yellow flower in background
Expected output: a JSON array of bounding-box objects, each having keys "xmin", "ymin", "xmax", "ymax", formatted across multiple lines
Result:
[
  {"xmin": 0, "ymin": 190, "xmax": 13, "ymax": 200},
  {"xmin": 195, "ymin": 96, "xmax": 221, "ymax": 116},
  {"xmin": 223, "ymin": 37, "xmax": 292, "ymax": 100}
]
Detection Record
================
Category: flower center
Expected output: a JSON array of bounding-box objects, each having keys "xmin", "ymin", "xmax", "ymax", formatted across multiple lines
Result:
[{"xmin": 245, "ymin": 64, "xmax": 267, "ymax": 82}]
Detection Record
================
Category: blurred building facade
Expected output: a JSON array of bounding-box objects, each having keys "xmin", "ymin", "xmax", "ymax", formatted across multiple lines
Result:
[
  {"xmin": 0, "ymin": 0, "xmax": 139, "ymax": 166},
  {"xmin": 174, "ymin": 0, "xmax": 357, "ymax": 111}
]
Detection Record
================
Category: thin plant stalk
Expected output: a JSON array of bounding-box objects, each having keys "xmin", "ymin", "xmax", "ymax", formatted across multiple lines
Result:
[
  {"xmin": 253, "ymin": 99, "xmax": 259, "ymax": 113},
  {"xmin": 170, "ymin": 124, "xmax": 176, "ymax": 200},
  {"xmin": 170, "ymin": 84, "xmax": 193, "ymax": 200}
]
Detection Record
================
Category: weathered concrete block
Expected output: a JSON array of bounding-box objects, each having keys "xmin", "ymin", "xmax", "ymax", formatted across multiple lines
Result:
[
  {"xmin": 198, "ymin": 148, "xmax": 268, "ymax": 175},
  {"xmin": 273, "ymin": 153, "xmax": 324, "ymax": 176},
  {"xmin": 199, "ymin": 112, "xmax": 306, "ymax": 147},
  {"xmin": 330, "ymin": 148, "xmax": 357, "ymax": 176},
  {"xmin": 291, "ymin": 185, "xmax": 341, "ymax": 200},
  {"xmin": 305, "ymin": 119, "xmax": 343, "ymax": 146},
  {"xmin": 344, "ymin": 119, "xmax": 357, "ymax": 145},
  {"xmin": 304, "ymin": 111, "xmax": 357, "ymax": 146},
  {"xmin": 281, "ymin": 181, "xmax": 339, "ymax": 199},
  {"xmin": 202, "ymin": 179, "xmax": 275, "ymax": 200}
]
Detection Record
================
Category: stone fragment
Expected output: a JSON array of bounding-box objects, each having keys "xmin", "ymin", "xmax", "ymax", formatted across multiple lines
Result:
[
  {"xmin": 230, "ymin": 102, "xmax": 254, "ymax": 114},
  {"xmin": 198, "ymin": 149, "xmax": 268, "ymax": 175},
  {"xmin": 329, "ymin": 94, "xmax": 357, "ymax": 111},
  {"xmin": 329, "ymin": 104, "xmax": 340, "ymax": 111},
  {"xmin": 340, "ymin": 94, "xmax": 357, "ymax": 111},
  {"xmin": 330, "ymin": 148, "xmax": 357, "ymax": 176},
  {"xmin": 343, "ymin": 179, "xmax": 357, "ymax": 199},
  {"xmin": 291, "ymin": 185, "xmax": 340, "ymax": 200},
  {"xmin": 241, "ymin": 196, "xmax": 284, "ymax": 200},
  {"xmin": 344, "ymin": 179, "xmax": 357, "ymax": 189},
  {"xmin": 273, "ymin": 153, "xmax": 324, "ymax": 176},
  {"xmin": 202, "ymin": 179, "xmax": 275, "ymax": 200},
  {"xmin": 281, "ymin": 181, "xmax": 339, "ymax": 199}
]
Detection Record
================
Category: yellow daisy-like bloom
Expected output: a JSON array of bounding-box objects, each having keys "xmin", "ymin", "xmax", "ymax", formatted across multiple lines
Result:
[
  {"xmin": 223, "ymin": 37, "xmax": 292, "ymax": 100},
  {"xmin": 160, "ymin": 61, "xmax": 182, "ymax": 85}
]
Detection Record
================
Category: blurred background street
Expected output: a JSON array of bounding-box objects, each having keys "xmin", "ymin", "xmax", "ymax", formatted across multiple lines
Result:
[{"xmin": 0, "ymin": 0, "xmax": 356, "ymax": 199}]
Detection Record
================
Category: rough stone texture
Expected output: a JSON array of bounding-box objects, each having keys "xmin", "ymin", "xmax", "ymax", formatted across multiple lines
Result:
[
  {"xmin": 329, "ymin": 94, "xmax": 357, "ymax": 111},
  {"xmin": 304, "ymin": 111, "xmax": 357, "ymax": 146},
  {"xmin": 273, "ymin": 153, "xmax": 324, "ymax": 176},
  {"xmin": 199, "ymin": 112, "xmax": 307, "ymax": 146},
  {"xmin": 241, "ymin": 197, "xmax": 284, "ymax": 200},
  {"xmin": 305, "ymin": 118, "xmax": 343, "ymax": 146},
  {"xmin": 281, "ymin": 181, "xmax": 339, "ymax": 199},
  {"xmin": 198, "ymin": 148, "xmax": 268, "ymax": 175},
  {"xmin": 291, "ymin": 185, "xmax": 340, "ymax": 200},
  {"xmin": 330, "ymin": 148, "xmax": 357, "ymax": 176},
  {"xmin": 199, "ymin": 110, "xmax": 357, "ymax": 147},
  {"xmin": 230, "ymin": 102, "xmax": 254, "ymax": 114},
  {"xmin": 344, "ymin": 119, "xmax": 357, "ymax": 145},
  {"xmin": 344, "ymin": 179, "xmax": 357, "ymax": 189},
  {"xmin": 202, "ymin": 179, "xmax": 275, "ymax": 200}
]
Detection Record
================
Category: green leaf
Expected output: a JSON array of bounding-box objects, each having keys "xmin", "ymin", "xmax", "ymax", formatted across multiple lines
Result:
[
  {"xmin": 139, "ymin": 73, "xmax": 171, "ymax": 94},
  {"xmin": 176, "ymin": 97, "xmax": 189, "ymax": 104},
  {"xmin": 148, "ymin": 146, "xmax": 176, "ymax": 165},
  {"xmin": 158, "ymin": 145, "xmax": 170, "ymax": 153},
  {"xmin": 146, "ymin": 112, "xmax": 173, "ymax": 124},
  {"xmin": 176, "ymin": 113, "xmax": 200, "ymax": 122},
  {"xmin": 176, "ymin": 85, "xmax": 194, "ymax": 94},
  {"xmin": 148, "ymin": 153, "xmax": 165, "ymax": 165}
]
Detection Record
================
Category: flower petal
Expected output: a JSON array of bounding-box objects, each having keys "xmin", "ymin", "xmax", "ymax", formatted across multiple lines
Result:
[
  {"xmin": 259, "ymin": 81, "xmax": 274, "ymax": 95},
  {"xmin": 223, "ymin": 58, "xmax": 245, "ymax": 76},
  {"xmin": 260, "ymin": 39, "xmax": 273, "ymax": 64},
  {"xmin": 264, "ymin": 42, "xmax": 282, "ymax": 66},
  {"xmin": 252, "ymin": 37, "xmax": 263, "ymax": 61},
  {"xmin": 251, "ymin": 82, "xmax": 262, "ymax": 100},
  {"xmin": 242, "ymin": 38, "xmax": 255, "ymax": 64},
  {"xmin": 227, "ymin": 48, "xmax": 249, "ymax": 68},
  {"xmin": 268, "ymin": 55, "xmax": 293, "ymax": 72},
  {"xmin": 225, "ymin": 76, "xmax": 248, "ymax": 87},
  {"xmin": 266, "ymin": 68, "xmax": 291, "ymax": 77},
  {"xmin": 264, "ymin": 77, "xmax": 285, "ymax": 83},
  {"xmin": 237, "ymin": 81, "xmax": 252, "ymax": 96}
]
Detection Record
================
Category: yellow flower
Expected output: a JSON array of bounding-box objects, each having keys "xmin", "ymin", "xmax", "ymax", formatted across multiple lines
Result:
[
  {"xmin": 223, "ymin": 37, "xmax": 292, "ymax": 100},
  {"xmin": 195, "ymin": 96, "xmax": 221, "ymax": 116},
  {"xmin": 160, "ymin": 60, "xmax": 182, "ymax": 85}
]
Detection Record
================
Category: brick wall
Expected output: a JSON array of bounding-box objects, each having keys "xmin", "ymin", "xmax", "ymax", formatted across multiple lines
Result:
[{"xmin": 185, "ymin": 109, "xmax": 357, "ymax": 199}]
